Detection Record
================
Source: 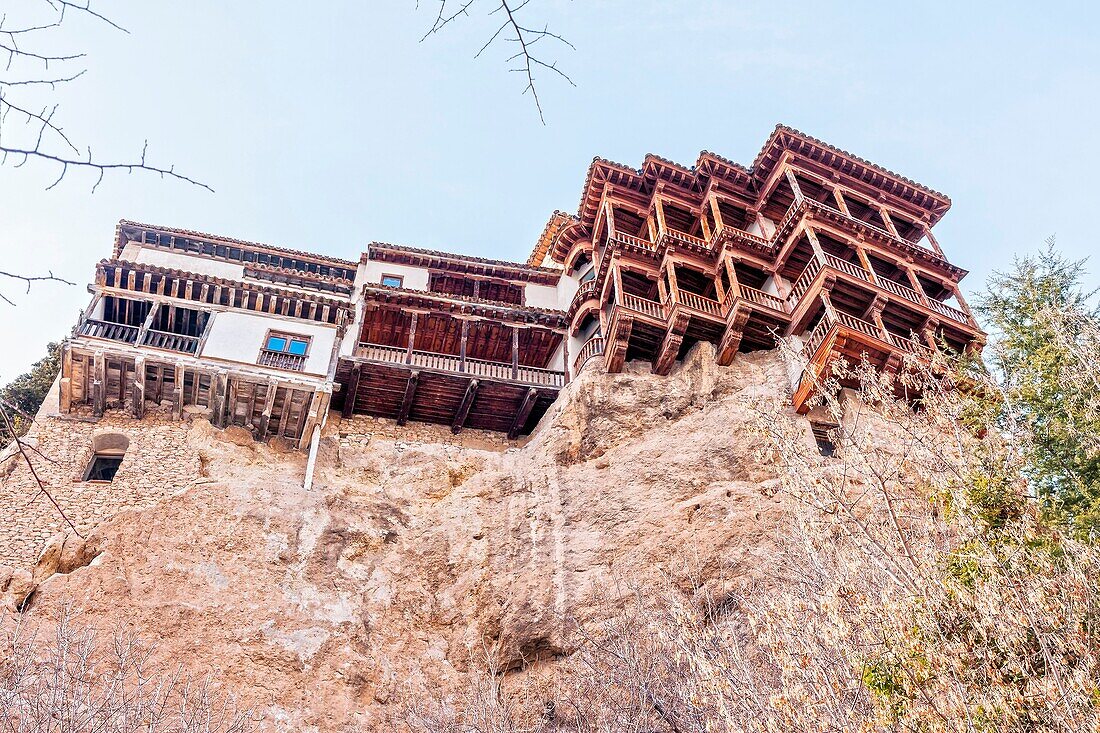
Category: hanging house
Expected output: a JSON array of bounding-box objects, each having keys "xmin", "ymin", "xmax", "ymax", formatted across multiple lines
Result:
[{"xmin": 56, "ymin": 125, "xmax": 984, "ymax": 447}]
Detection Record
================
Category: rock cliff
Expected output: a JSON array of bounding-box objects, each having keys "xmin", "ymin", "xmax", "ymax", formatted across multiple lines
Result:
[{"xmin": 2, "ymin": 344, "xmax": 809, "ymax": 731}]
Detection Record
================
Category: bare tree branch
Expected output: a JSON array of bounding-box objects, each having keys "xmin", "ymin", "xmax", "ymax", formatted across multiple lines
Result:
[
  {"xmin": 0, "ymin": 0, "xmax": 210, "ymax": 191},
  {"xmin": 0, "ymin": 403, "xmax": 81, "ymax": 536},
  {"xmin": 419, "ymin": 0, "xmax": 575, "ymax": 123}
]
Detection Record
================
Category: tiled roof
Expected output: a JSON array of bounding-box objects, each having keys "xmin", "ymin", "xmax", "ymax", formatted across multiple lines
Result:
[{"xmin": 116, "ymin": 219, "xmax": 359, "ymax": 267}]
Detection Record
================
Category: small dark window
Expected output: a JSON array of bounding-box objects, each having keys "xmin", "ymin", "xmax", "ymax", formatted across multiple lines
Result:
[
  {"xmin": 811, "ymin": 422, "xmax": 838, "ymax": 457},
  {"xmin": 381, "ymin": 274, "xmax": 404, "ymax": 288},
  {"xmin": 85, "ymin": 455, "xmax": 123, "ymax": 482}
]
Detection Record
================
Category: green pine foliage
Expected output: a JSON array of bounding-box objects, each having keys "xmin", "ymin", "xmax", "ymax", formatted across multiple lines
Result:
[
  {"xmin": 0, "ymin": 342, "xmax": 61, "ymax": 442},
  {"xmin": 977, "ymin": 242, "xmax": 1100, "ymax": 538}
]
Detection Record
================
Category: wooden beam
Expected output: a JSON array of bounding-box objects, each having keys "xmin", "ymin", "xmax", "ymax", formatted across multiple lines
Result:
[
  {"xmin": 342, "ymin": 362, "xmax": 362, "ymax": 418},
  {"xmin": 132, "ymin": 355, "xmax": 145, "ymax": 418},
  {"xmin": 259, "ymin": 379, "xmax": 279, "ymax": 438},
  {"xmin": 396, "ymin": 370, "xmax": 419, "ymax": 426},
  {"xmin": 718, "ymin": 306, "xmax": 750, "ymax": 366},
  {"xmin": 451, "ymin": 379, "xmax": 479, "ymax": 434},
  {"xmin": 785, "ymin": 169, "xmax": 805, "ymax": 203},
  {"xmin": 172, "ymin": 362, "xmax": 185, "ymax": 420},
  {"xmin": 136, "ymin": 302, "xmax": 159, "ymax": 347},
  {"xmin": 92, "ymin": 351, "xmax": 106, "ymax": 417},
  {"xmin": 508, "ymin": 388, "xmax": 538, "ymax": 439},
  {"xmin": 211, "ymin": 370, "xmax": 228, "ymax": 428}
]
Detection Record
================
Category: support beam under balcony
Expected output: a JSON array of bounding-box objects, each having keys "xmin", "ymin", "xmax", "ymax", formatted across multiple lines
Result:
[
  {"xmin": 654, "ymin": 313, "xmax": 690, "ymax": 376},
  {"xmin": 397, "ymin": 371, "xmax": 419, "ymax": 426},
  {"xmin": 717, "ymin": 305, "xmax": 750, "ymax": 366},
  {"xmin": 509, "ymin": 388, "xmax": 538, "ymax": 439},
  {"xmin": 212, "ymin": 370, "xmax": 228, "ymax": 428},
  {"xmin": 605, "ymin": 311, "xmax": 634, "ymax": 373},
  {"xmin": 452, "ymin": 379, "xmax": 479, "ymax": 434}
]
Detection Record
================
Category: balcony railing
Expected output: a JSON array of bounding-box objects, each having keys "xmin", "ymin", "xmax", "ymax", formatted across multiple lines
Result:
[
  {"xmin": 675, "ymin": 290, "xmax": 723, "ymax": 317},
  {"xmin": 257, "ymin": 349, "xmax": 307, "ymax": 371},
  {"xmin": 573, "ymin": 335, "xmax": 605, "ymax": 373},
  {"xmin": 355, "ymin": 342, "xmax": 565, "ymax": 387},
  {"xmin": 740, "ymin": 285, "xmax": 787, "ymax": 313},
  {"xmin": 142, "ymin": 329, "xmax": 200, "ymax": 354},
  {"xmin": 79, "ymin": 319, "xmax": 139, "ymax": 344},
  {"xmin": 567, "ymin": 280, "xmax": 599, "ymax": 319},
  {"xmin": 620, "ymin": 292, "xmax": 667, "ymax": 320},
  {"xmin": 786, "ymin": 253, "xmax": 973, "ymax": 328}
]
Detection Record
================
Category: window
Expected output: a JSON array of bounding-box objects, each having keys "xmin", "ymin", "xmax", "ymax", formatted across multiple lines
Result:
[
  {"xmin": 85, "ymin": 455, "xmax": 123, "ymax": 482},
  {"xmin": 259, "ymin": 331, "xmax": 311, "ymax": 371},
  {"xmin": 84, "ymin": 433, "xmax": 129, "ymax": 483},
  {"xmin": 811, "ymin": 422, "xmax": 838, "ymax": 457},
  {"xmin": 380, "ymin": 274, "xmax": 404, "ymax": 288}
]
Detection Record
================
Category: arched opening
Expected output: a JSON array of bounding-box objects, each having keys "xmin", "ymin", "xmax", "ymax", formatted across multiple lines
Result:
[{"xmin": 84, "ymin": 432, "xmax": 129, "ymax": 482}]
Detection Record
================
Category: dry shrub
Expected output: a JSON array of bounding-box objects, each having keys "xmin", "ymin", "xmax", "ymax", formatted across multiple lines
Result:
[
  {"xmin": 399, "ymin": 343, "xmax": 1100, "ymax": 732},
  {"xmin": 0, "ymin": 608, "xmax": 254, "ymax": 733}
]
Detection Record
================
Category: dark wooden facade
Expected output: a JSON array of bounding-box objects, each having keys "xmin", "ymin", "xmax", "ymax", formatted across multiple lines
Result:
[{"xmin": 546, "ymin": 125, "xmax": 984, "ymax": 412}]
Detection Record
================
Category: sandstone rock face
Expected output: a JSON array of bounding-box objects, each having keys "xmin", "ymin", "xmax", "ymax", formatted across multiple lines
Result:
[{"xmin": 6, "ymin": 345, "xmax": 814, "ymax": 731}]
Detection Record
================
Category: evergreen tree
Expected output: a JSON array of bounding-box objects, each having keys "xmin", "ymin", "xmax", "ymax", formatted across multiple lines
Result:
[
  {"xmin": 0, "ymin": 342, "xmax": 61, "ymax": 442},
  {"xmin": 977, "ymin": 243, "xmax": 1100, "ymax": 537}
]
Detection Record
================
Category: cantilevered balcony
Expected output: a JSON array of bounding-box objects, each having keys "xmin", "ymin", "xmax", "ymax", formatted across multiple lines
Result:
[{"xmin": 353, "ymin": 342, "xmax": 565, "ymax": 388}]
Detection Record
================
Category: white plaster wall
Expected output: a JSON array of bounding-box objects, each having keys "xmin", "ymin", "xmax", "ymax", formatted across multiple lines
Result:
[
  {"xmin": 200, "ymin": 311, "xmax": 337, "ymax": 376},
  {"xmin": 360, "ymin": 261, "xmax": 429, "ymax": 291},
  {"xmin": 133, "ymin": 247, "xmax": 245, "ymax": 281},
  {"xmin": 526, "ymin": 282, "xmax": 566, "ymax": 310}
]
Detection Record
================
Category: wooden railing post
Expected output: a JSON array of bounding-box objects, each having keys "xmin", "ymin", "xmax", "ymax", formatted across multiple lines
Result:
[
  {"xmin": 406, "ymin": 312, "xmax": 418, "ymax": 364},
  {"xmin": 511, "ymin": 327, "xmax": 520, "ymax": 380},
  {"xmin": 459, "ymin": 319, "xmax": 468, "ymax": 373}
]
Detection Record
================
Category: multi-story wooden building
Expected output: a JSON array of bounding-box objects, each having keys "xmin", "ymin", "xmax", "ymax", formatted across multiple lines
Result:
[
  {"xmin": 532, "ymin": 125, "xmax": 984, "ymax": 411},
  {"xmin": 56, "ymin": 126, "xmax": 983, "ymax": 450}
]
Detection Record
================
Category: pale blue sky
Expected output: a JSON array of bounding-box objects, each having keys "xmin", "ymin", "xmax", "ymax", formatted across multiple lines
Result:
[{"xmin": 2, "ymin": 0, "xmax": 1098, "ymax": 378}]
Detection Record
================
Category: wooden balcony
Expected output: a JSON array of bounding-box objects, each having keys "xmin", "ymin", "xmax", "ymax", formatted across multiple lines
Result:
[
  {"xmin": 787, "ymin": 252, "xmax": 974, "ymax": 332},
  {"xmin": 335, "ymin": 342, "xmax": 564, "ymax": 437},
  {"xmin": 257, "ymin": 349, "xmax": 307, "ymax": 372},
  {"xmin": 353, "ymin": 342, "xmax": 564, "ymax": 387},
  {"xmin": 573, "ymin": 334, "xmax": 604, "ymax": 374},
  {"xmin": 792, "ymin": 306, "xmax": 934, "ymax": 413}
]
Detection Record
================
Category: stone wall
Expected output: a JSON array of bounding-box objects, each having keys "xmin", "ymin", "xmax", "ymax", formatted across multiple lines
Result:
[{"xmin": 0, "ymin": 407, "xmax": 201, "ymax": 567}]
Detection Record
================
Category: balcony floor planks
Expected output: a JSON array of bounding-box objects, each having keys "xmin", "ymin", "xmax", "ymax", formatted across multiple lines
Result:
[{"xmin": 335, "ymin": 357, "xmax": 560, "ymax": 436}]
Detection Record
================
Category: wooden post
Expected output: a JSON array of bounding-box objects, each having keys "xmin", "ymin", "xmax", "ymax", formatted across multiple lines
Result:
[
  {"xmin": 297, "ymin": 391, "xmax": 324, "ymax": 450},
  {"xmin": 212, "ymin": 370, "xmax": 228, "ymax": 428},
  {"xmin": 259, "ymin": 379, "xmax": 279, "ymax": 438},
  {"xmin": 804, "ymin": 225, "xmax": 825, "ymax": 260},
  {"xmin": 342, "ymin": 363, "xmax": 361, "ymax": 418},
  {"xmin": 172, "ymin": 362, "xmax": 185, "ymax": 420},
  {"xmin": 59, "ymin": 344, "xmax": 73, "ymax": 414},
  {"xmin": 132, "ymin": 355, "xmax": 146, "ymax": 418},
  {"xmin": 709, "ymin": 195, "xmax": 725, "ymax": 233},
  {"xmin": 665, "ymin": 259, "xmax": 680, "ymax": 305},
  {"xmin": 137, "ymin": 301, "xmax": 160, "ymax": 346},
  {"xmin": 460, "ymin": 319, "xmax": 469, "ymax": 373},
  {"xmin": 653, "ymin": 197, "xmax": 668, "ymax": 236},
  {"xmin": 561, "ymin": 332, "xmax": 571, "ymax": 384},
  {"xmin": 922, "ymin": 225, "xmax": 945, "ymax": 257},
  {"xmin": 511, "ymin": 327, "xmax": 519, "ymax": 380},
  {"xmin": 903, "ymin": 265, "xmax": 929, "ymax": 303},
  {"xmin": 785, "ymin": 169, "xmax": 805, "ymax": 203},
  {"xmin": 91, "ymin": 351, "xmax": 106, "ymax": 417},
  {"xmin": 820, "ymin": 290, "xmax": 838, "ymax": 323},
  {"xmin": 853, "ymin": 243, "xmax": 879, "ymax": 284},
  {"xmin": 831, "ymin": 187, "xmax": 851, "ymax": 216},
  {"xmin": 878, "ymin": 206, "xmax": 901, "ymax": 238},
  {"xmin": 406, "ymin": 312, "xmax": 418, "ymax": 364}
]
